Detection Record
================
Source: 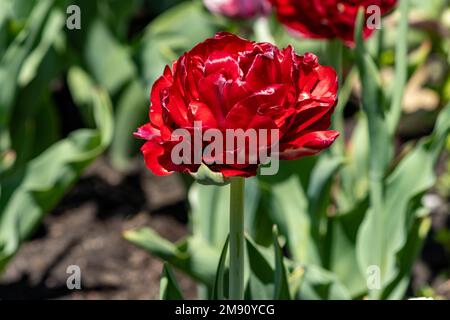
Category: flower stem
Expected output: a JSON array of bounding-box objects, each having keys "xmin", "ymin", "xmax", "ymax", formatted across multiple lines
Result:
[{"xmin": 229, "ymin": 177, "xmax": 245, "ymax": 300}]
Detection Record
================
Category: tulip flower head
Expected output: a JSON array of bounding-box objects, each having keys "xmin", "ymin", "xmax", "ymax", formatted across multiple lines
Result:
[
  {"xmin": 203, "ymin": 0, "xmax": 272, "ymax": 19},
  {"xmin": 269, "ymin": 0, "xmax": 397, "ymax": 46},
  {"xmin": 135, "ymin": 33, "xmax": 339, "ymax": 182}
]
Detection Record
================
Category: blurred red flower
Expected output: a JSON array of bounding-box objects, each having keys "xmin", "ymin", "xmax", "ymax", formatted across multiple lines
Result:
[
  {"xmin": 270, "ymin": 0, "xmax": 397, "ymax": 46},
  {"xmin": 203, "ymin": 0, "xmax": 271, "ymax": 19},
  {"xmin": 135, "ymin": 33, "xmax": 338, "ymax": 178}
]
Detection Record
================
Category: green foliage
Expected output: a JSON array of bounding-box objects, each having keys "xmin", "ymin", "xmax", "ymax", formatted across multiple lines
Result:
[
  {"xmin": 125, "ymin": 0, "xmax": 450, "ymax": 301},
  {"xmin": 124, "ymin": 227, "xmax": 220, "ymax": 287},
  {"xmin": 0, "ymin": 0, "xmax": 223, "ymax": 274},
  {"xmin": 1, "ymin": 0, "xmax": 449, "ymax": 301},
  {"xmin": 160, "ymin": 262, "xmax": 184, "ymax": 300},
  {"xmin": 211, "ymin": 236, "xmax": 228, "ymax": 300},
  {"xmin": 0, "ymin": 67, "xmax": 113, "ymax": 271}
]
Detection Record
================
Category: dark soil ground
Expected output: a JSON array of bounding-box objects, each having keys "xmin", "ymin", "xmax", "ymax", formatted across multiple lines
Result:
[
  {"xmin": 0, "ymin": 158, "xmax": 197, "ymax": 299},
  {"xmin": 0, "ymin": 156, "xmax": 449, "ymax": 300}
]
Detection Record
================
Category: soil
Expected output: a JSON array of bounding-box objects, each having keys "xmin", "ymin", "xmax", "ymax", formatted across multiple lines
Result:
[{"xmin": 0, "ymin": 158, "xmax": 197, "ymax": 299}]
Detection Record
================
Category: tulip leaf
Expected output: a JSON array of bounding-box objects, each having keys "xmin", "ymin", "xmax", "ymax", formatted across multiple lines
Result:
[
  {"xmin": 357, "ymin": 103, "xmax": 450, "ymax": 290},
  {"xmin": 245, "ymin": 235, "xmax": 275, "ymax": 299},
  {"xmin": 18, "ymin": 8, "xmax": 65, "ymax": 86},
  {"xmin": 123, "ymin": 227, "xmax": 184, "ymax": 261},
  {"xmin": 109, "ymin": 79, "xmax": 148, "ymax": 171},
  {"xmin": 140, "ymin": 1, "xmax": 221, "ymax": 89},
  {"xmin": 387, "ymin": 0, "xmax": 409, "ymax": 133},
  {"xmin": 0, "ymin": 70, "xmax": 113, "ymax": 271},
  {"xmin": 124, "ymin": 227, "xmax": 220, "ymax": 287},
  {"xmin": 243, "ymin": 177, "xmax": 269, "ymax": 246},
  {"xmin": 190, "ymin": 164, "xmax": 229, "ymax": 186},
  {"xmin": 307, "ymin": 154, "xmax": 343, "ymax": 234},
  {"xmin": 268, "ymin": 175, "xmax": 320, "ymax": 265},
  {"xmin": 355, "ymin": 9, "xmax": 391, "ymax": 173},
  {"xmin": 0, "ymin": 0, "xmax": 53, "ymax": 150},
  {"xmin": 337, "ymin": 116, "xmax": 370, "ymax": 212},
  {"xmin": 353, "ymin": 8, "xmax": 390, "ymax": 296},
  {"xmin": 189, "ymin": 177, "xmax": 261, "ymax": 249},
  {"xmin": 294, "ymin": 264, "xmax": 351, "ymax": 300},
  {"xmin": 8, "ymin": 49, "xmax": 61, "ymax": 171},
  {"xmin": 327, "ymin": 199, "xmax": 368, "ymax": 298},
  {"xmin": 189, "ymin": 182, "xmax": 230, "ymax": 248},
  {"xmin": 273, "ymin": 226, "xmax": 291, "ymax": 300},
  {"xmin": 211, "ymin": 236, "xmax": 229, "ymax": 300},
  {"xmin": 160, "ymin": 262, "xmax": 184, "ymax": 300},
  {"xmin": 382, "ymin": 216, "xmax": 431, "ymax": 299},
  {"xmin": 84, "ymin": 19, "xmax": 136, "ymax": 94}
]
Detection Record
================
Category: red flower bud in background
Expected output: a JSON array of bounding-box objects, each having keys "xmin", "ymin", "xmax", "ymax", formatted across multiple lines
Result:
[
  {"xmin": 203, "ymin": 0, "xmax": 272, "ymax": 19},
  {"xmin": 135, "ymin": 33, "xmax": 338, "ymax": 179},
  {"xmin": 270, "ymin": 0, "xmax": 397, "ymax": 46}
]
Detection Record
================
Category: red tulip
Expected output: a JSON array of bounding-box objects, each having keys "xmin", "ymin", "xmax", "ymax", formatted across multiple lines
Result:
[
  {"xmin": 270, "ymin": 0, "xmax": 397, "ymax": 46},
  {"xmin": 135, "ymin": 32, "xmax": 338, "ymax": 178},
  {"xmin": 203, "ymin": 0, "xmax": 271, "ymax": 19}
]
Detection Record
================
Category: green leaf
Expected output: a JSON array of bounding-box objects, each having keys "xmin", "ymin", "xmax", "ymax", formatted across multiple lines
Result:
[
  {"xmin": 189, "ymin": 177, "xmax": 261, "ymax": 249},
  {"xmin": 353, "ymin": 8, "xmax": 390, "ymax": 296},
  {"xmin": 109, "ymin": 79, "xmax": 148, "ymax": 171},
  {"xmin": 0, "ymin": 0, "xmax": 53, "ymax": 150},
  {"xmin": 31, "ymin": 100, "xmax": 60, "ymax": 157},
  {"xmin": 211, "ymin": 236, "xmax": 229, "ymax": 300},
  {"xmin": 5, "ymin": 0, "xmax": 35, "ymax": 20},
  {"xmin": 9, "ymin": 49, "xmax": 61, "ymax": 170},
  {"xmin": 383, "ymin": 216, "xmax": 431, "ymax": 299},
  {"xmin": 268, "ymin": 175, "xmax": 320, "ymax": 265},
  {"xmin": 84, "ymin": 19, "xmax": 135, "ymax": 94},
  {"xmin": 293, "ymin": 264, "xmax": 351, "ymax": 300},
  {"xmin": 242, "ymin": 177, "xmax": 267, "ymax": 245},
  {"xmin": 307, "ymin": 154, "xmax": 343, "ymax": 233},
  {"xmin": 337, "ymin": 115, "xmax": 370, "ymax": 211},
  {"xmin": 18, "ymin": 8, "xmax": 65, "ymax": 86},
  {"xmin": 139, "ymin": 1, "xmax": 220, "ymax": 89},
  {"xmin": 245, "ymin": 235, "xmax": 275, "ymax": 299},
  {"xmin": 354, "ymin": 9, "xmax": 391, "ymax": 174},
  {"xmin": 387, "ymin": 0, "xmax": 410, "ymax": 133},
  {"xmin": 327, "ymin": 200, "xmax": 368, "ymax": 298},
  {"xmin": 0, "ymin": 70, "xmax": 113, "ymax": 271},
  {"xmin": 67, "ymin": 66, "xmax": 95, "ymax": 106},
  {"xmin": 357, "ymin": 104, "xmax": 450, "ymax": 289},
  {"xmin": 273, "ymin": 226, "xmax": 290, "ymax": 300},
  {"xmin": 189, "ymin": 182, "xmax": 230, "ymax": 248},
  {"xmin": 190, "ymin": 164, "xmax": 229, "ymax": 186},
  {"xmin": 97, "ymin": 0, "xmax": 141, "ymax": 40},
  {"xmin": 124, "ymin": 228, "xmax": 220, "ymax": 287},
  {"xmin": 160, "ymin": 262, "xmax": 184, "ymax": 300},
  {"xmin": 123, "ymin": 227, "xmax": 183, "ymax": 261}
]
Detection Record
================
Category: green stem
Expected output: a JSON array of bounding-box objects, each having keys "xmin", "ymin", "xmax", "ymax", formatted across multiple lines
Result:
[{"xmin": 229, "ymin": 177, "xmax": 245, "ymax": 300}]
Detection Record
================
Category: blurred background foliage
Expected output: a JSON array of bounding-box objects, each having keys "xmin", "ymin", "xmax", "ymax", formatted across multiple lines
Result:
[{"xmin": 0, "ymin": 0, "xmax": 449, "ymax": 299}]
